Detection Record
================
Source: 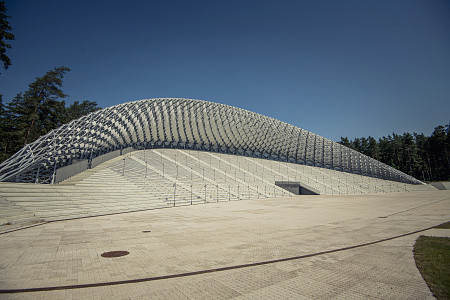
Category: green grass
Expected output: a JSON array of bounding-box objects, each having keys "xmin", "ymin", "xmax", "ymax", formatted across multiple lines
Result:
[
  {"xmin": 413, "ymin": 236, "xmax": 450, "ymax": 300},
  {"xmin": 435, "ymin": 221, "xmax": 450, "ymax": 229}
]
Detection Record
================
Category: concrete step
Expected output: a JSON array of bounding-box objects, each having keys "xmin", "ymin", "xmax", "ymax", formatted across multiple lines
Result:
[
  {"xmin": 0, "ymin": 209, "xmax": 41, "ymax": 225},
  {"xmin": 4, "ymin": 196, "xmax": 70, "ymax": 202},
  {"xmin": 0, "ymin": 207, "xmax": 33, "ymax": 217},
  {"xmin": 430, "ymin": 182, "xmax": 446, "ymax": 190},
  {"xmin": 2, "ymin": 148, "xmax": 431, "ymax": 227}
]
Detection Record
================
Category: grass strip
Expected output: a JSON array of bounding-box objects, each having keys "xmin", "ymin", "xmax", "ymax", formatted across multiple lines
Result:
[
  {"xmin": 413, "ymin": 236, "xmax": 450, "ymax": 300},
  {"xmin": 435, "ymin": 221, "xmax": 450, "ymax": 229}
]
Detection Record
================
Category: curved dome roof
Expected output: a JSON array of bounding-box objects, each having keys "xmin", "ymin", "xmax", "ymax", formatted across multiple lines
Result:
[{"xmin": 0, "ymin": 98, "xmax": 421, "ymax": 184}]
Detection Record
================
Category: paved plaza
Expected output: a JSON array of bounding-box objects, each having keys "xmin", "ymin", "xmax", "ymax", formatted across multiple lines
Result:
[{"xmin": 0, "ymin": 190, "xmax": 449, "ymax": 299}]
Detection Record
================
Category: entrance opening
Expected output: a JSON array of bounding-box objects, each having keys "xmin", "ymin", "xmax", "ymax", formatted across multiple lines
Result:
[{"xmin": 275, "ymin": 181, "xmax": 319, "ymax": 195}]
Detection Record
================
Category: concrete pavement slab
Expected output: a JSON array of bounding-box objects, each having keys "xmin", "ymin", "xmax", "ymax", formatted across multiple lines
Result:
[{"xmin": 0, "ymin": 190, "xmax": 449, "ymax": 299}]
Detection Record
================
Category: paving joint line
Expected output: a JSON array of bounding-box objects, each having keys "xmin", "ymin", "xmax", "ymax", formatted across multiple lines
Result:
[
  {"xmin": 379, "ymin": 196, "xmax": 450, "ymax": 218},
  {"xmin": 0, "ymin": 200, "xmax": 234, "ymax": 235}
]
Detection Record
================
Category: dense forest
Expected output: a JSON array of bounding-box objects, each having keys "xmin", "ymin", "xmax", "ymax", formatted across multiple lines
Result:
[
  {"xmin": 339, "ymin": 125, "xmax": 450, "ymax": 182},
  {"xmin": 0, "ymin": 66, "xmax": 100, "ymax": 163}
]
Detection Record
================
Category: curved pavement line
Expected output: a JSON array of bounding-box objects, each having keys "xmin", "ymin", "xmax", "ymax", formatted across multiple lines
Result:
[{"xmin": 0, "ymin": 225, "xmax": 437, "ymax": 294}]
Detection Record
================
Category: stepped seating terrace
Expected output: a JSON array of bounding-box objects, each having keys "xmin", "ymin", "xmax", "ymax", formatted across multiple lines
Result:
[{"xmin": 0, "ymin": 149, "xmax": 436, "ymax": 228}]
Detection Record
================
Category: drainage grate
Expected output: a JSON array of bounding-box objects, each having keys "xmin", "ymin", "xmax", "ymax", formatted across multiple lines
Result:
[
  {"xmin": 101, "ymin": 251, "xmax": 129, "ymax": 258},
  {"xmin": 142, "ymin": 230, "xmax": 152, "ymax": 233}
]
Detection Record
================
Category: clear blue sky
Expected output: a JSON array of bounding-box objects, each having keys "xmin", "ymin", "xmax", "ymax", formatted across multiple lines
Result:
[{"xmin": 1, "ymin": 0, "xmax": 449, "ymax": 142}]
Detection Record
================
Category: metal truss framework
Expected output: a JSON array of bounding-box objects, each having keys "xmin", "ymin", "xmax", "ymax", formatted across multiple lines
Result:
[{"xmin": 0, "ymin": 98, "xmax": 422, "ymax": 184}]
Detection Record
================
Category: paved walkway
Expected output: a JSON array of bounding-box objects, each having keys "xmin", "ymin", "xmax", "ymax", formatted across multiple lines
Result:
[{"xmin": 0, "ymin": 191, "xmax": 449, "ymax": 299}]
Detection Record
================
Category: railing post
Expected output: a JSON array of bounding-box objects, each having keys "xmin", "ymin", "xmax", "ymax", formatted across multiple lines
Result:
[
  {"xmin": 216, "ymin": 184, "xmax": 219, "ymax": 202},
  {"xmin": 173, "ymin": 183, "xmax": 176, "ymax": 206},
  {"xmin": 51, "ymin": 163, "xmax": 57, "ymax": 184},
  {"xmin": 35, "ymin": 165, "xmax": 40, "ymax": 184},
  {"xmin": 145, "ymin": 152, "xmax": 148, "ymax": 177}
]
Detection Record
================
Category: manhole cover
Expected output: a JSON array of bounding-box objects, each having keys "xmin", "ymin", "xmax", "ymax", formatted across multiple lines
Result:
[{"xmin": 101, "ymin": 251, "xmax": 129, "ymax": 258}]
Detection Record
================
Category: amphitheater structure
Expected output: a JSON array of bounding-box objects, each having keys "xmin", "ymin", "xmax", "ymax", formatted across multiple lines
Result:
[{"xmin": 0, "ymin": 98, "xmax": 434, "ymax": 226}]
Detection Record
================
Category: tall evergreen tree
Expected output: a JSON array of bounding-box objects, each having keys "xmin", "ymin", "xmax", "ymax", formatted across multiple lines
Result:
[
  {"xmin": 339, "ymin": 137, "xmax": 351, "ymax": 148},
  {"xmin": 428, "ymin": 125, "xmax": 450, "ymax": 180},
  {"xmin": 413, "ymin": 133, "xmax": 429, "ymax": 180},
  {"xmin": 0, "ymin": 67, "xmax": 101, "ymax": 163},
  {"xmin": 0, "ymin": 94, "xmax": 5, "ymax": 160},
  {"xmin": 367, "ymin": 136, "xmax": 380, "ymax": 160},
  {"xmin": 352, "ymin": 138, "xmax": 361, "ymax": 152},
  {"xmin": 17, "ymin": 66, "xmax": 70, "ymax": 145},
  {"xmin": 0, "ymin": 1, "xmax": 14, "ymax": 71},
  {"xmin": 1, "ymin": 93, "xmax": 24, "ymax": 161},
  {"xmin": 401, "ymin": 133, "xmax": 417, "ymax": 176},
  {"xmin": 65, "ymin": 100, "xmax": 100, "ymax": 123}
]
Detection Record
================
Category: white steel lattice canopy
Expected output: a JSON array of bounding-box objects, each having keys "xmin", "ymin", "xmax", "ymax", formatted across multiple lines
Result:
[{"xmin": 0, "ymin": 98, "xmax": 422, "ymax": 184}]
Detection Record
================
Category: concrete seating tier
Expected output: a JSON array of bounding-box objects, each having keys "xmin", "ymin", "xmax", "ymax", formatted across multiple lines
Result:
[
  {"xmin": 0, "ymin": 149, "xmax": 436, "ymax": 228},
  {"xmin": 0, "ymin": 196, "xmax": 42, "ymax": 225}
]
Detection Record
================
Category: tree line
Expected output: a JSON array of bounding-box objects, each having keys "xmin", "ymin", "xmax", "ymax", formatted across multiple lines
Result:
[
  {"xmin": 339, "ymin": 125, "xmax": 450, "ymax": 182},
  {"xmin": 0, "ymin": 66, "xmax": 100, "ymax": 162}
]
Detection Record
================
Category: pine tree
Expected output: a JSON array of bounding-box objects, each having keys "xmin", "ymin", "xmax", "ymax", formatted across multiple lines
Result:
[
  {"xmin": 0, "ymin": 1, "xmax": 15, "ymax": 71},
  {"xmin": 339, "ymin": 137, "xmax": 351, "ymax": 148},
  {"xmin": 0, "ymin": 67, "xmax": 102, "ymax": 163},
  {"xmin": 65, "ymin": 100, "xmax": 100, "ymax": 123},
  {"xmin": 1, "ymin": 93, "xmax": 25, "ymax": 160},
  {"xmin": 19, "ymin": 66, "xmax": 71, "ymax": 145},
  {"xmin": 367, "ymin": 137, "xmax": 380, "ymax": 160}
]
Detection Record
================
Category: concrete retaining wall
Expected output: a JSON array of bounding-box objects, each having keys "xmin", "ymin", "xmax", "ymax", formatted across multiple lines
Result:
[
  {"xmin": 91, "ymin": 150, "xmax": 121, "ymax": 169},
  {"xmin": 54, "ymin": 160, "xmax": 89, "ymax": 183},
  {"xmin": 55, "ymin": 147, "xmax": 135, "ymax": 183}
]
